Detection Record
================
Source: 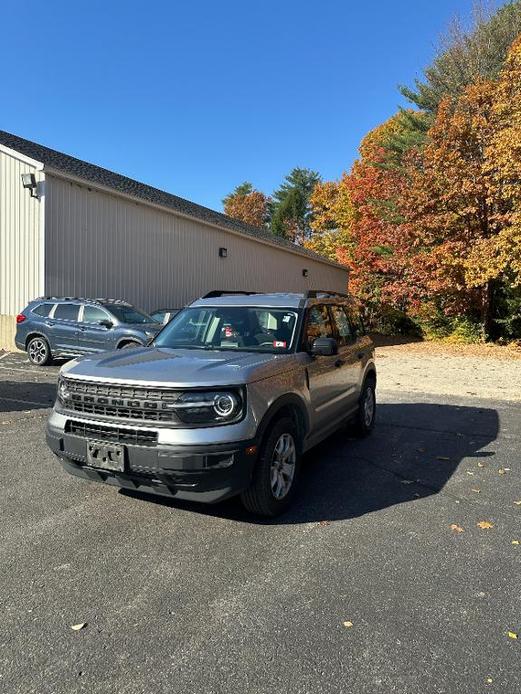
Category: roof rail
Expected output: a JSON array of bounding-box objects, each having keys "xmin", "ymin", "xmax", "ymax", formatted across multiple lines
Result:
[
  {"xmin": 306, "ymin": 290, "xmax": 349, "ymax": 299},
  {"xmin": 35, "ymin": 296, "xmax": 131, "ymax": 305},
  {"xmin": 202, "ymin": 290, "xmax": 259, "ymax": 299}
]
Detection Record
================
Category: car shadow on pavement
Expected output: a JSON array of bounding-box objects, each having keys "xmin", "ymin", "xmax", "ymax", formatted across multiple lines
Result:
[
  {"xmin": 0, "ymin": 381, "xmax": 56, "ymax": 412},
  {"xmin": 122, "ymin": 402, "xmax": 499, "ymax": 525}
]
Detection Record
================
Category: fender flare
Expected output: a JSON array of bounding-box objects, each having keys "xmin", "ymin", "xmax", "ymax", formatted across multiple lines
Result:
[
  {"xmin": 25, "ymin": 331, "xmax": 49, "ymax": 349},
  {"xmin": 255, "ymin": 393, "xmax": 310, "ymax": 449}
]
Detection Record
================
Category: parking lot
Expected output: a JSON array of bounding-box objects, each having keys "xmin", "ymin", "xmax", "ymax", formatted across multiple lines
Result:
[{"xmin": 1, "ymin": 348, "xmax": 520, "ymax": 693}]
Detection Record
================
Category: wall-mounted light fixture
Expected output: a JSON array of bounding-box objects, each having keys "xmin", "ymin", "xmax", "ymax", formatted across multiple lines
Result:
[
  {"xmin": 219, "ymin": 247, "xmax": 228, "ymax": 258},
  {"xmin": 302, "ymin": 268, "xmax": 309, "ymax": 277},
  {"xmin": 21, "ymin": 173, "xmax": 39, "ymax": 198}
]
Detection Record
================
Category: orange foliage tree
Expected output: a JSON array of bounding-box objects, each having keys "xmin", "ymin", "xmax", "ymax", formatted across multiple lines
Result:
[{"xmin": 223, "ymin": 182, "xmax": 270, "ymax": 228}]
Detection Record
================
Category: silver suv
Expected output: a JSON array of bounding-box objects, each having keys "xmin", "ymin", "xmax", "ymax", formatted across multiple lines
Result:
[{"xmin": 46, "ymin": 290, "xmax": 376, "ymax": 516}]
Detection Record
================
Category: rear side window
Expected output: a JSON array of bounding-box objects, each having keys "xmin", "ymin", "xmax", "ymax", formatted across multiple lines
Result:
[
  {"xmin": 83, "ymin": 306, "xmax": 110, "ymax": 323},
  {"xmin": 54, "ymin": 304, "xmax": 79, "ymax": 321},
  {"xmin": 345, "ymin": 305, "xmax": 366, "ymax": 337},
  {"xmin": 32, "ymin": 303, "xmax": 54, "ymax": 317},
  {"xmin": 304, "ymin": 305, "xmax": 335, "ymax": 348},
  {"xmin": 330, "ymin": 305, "xmax": 354, "ymax": 346}
]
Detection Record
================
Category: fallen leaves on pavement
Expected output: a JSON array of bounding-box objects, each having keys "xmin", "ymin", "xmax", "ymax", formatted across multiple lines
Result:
[
  {"xmin": 514, "ymin": 500, "xmax": 521, "ymax": 506},
  {"xmin": 343, "ymin": 621, "xmax": 353, "ymax": 628},
  {"xmin": 71, "ymin": 623, "xmax": 87, "ymax": 631},
  {"xmin": 450, "ymin": 524, "xmax": 464, "ymax": 533},
  {"xmin": 512, "ymin": 540, "xmax": 519, "ymax": 545},
  {"xmin": 471, "ymin": 488, "xmax": 481, "ymax": 493},
  {"xmin": 507, "ymin": 631, "xmax": 518, "ymax": 640},
  {"xmin": 477, "ymin": 521, "xmax": 494, "ymax": 529}
]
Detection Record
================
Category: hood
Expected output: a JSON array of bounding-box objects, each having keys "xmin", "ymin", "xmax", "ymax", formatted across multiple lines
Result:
[
  {"xmin": 61, "ymin": 346, "xmax": 298, "ymax": 387},
  {"xmin": 121, "ymin": 322, "xmax": 161, "ymax": 333}
]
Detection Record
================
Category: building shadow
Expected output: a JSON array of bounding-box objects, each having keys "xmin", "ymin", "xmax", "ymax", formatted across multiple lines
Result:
[
  {"xmin": 0, "ymin": 381, "xmax": 56, "ymax": 412},
  {"xmin": 121, "ymin": 402, "xmax": 499, "ymax": 524}
]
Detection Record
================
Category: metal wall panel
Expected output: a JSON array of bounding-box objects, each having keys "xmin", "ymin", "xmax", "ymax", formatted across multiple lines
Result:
[
  {"xmin": 0, "ymin": 149, "xmax": 44, "ymax": 315},
  {"xmin": 45, "ymin": 176, "xmax": 348, "ymax": 311}
]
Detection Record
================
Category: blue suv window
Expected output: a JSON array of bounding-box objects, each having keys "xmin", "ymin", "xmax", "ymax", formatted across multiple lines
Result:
[
  {"xmin": 54, "ymin": 304, "xmax": 79, "ymax": 321},
  {"xmin": 84, "ymin": 306, "xmax": 109, "ymax": 323},
  {"xmin": 32, "ymin": 303, "xmax": 55, "ymax": 317}
]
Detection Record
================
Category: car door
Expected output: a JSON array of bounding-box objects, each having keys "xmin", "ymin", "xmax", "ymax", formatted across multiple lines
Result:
[
  {"xmin": 329, "ymin": 304, "xmax": 363, "ymax": 411},
  {"xmin": 303, "ymin": 304, "xmax": 346, "ymax": 432},
  {"xmin": 78, "ymin": 305, "xmax": 116, "ymax": 352},
  {"xmin": 51, "ymin": 303, "xmax": 82, "ymax": 353}
]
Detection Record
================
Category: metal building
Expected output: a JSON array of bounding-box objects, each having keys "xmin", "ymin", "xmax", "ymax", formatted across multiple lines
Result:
[{"xmin": 0, "ymin": 131, "xmax": 348, "ymax": 350}]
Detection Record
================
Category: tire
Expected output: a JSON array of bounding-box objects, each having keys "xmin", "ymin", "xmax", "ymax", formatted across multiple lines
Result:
[
  {"xmin": 354, "ymin": 377, "xmax": 376, "ymax": 437},
  {"xmin": 241, "ymin": 417, "xmax": 301, "ymax": 517},
  {"xmin": 27, "ymin": 336, "xmax": 52, "ymax": 366}
]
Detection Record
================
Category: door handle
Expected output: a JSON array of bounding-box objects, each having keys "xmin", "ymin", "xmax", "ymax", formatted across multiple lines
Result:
[{"xmin": 334, "ymin": 358, "xmax": 344, "ymax": 368}]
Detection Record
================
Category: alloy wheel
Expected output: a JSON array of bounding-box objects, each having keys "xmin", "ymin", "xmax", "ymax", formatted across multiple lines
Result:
[
  {"xmin": 363, "ymin": 386, "xmax": 375, "ymax": 427},
  {"xmin": 270, "ymin": 432, "xmax": 296, "ymax": 500},
  {"xmin": 28, "ymin": 339, "xmax": 47, "ymax": 365}
]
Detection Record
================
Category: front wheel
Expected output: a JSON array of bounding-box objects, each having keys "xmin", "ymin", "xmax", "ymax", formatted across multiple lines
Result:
[
  {"xmin": 241, "ymin": 417, "xmax": 301, "ymax": 517},
  {"xmin": 354, "ymin": 378, "xmax": 376, "ymax": 437},
  {"xmin": 27, "ymin": 336, "xmax": 52, "ymax": 366}
]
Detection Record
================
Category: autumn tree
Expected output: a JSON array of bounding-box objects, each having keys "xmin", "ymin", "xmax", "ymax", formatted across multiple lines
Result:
[
  {"xmin": 307, "ymin": 115, "xmax": 421, "ymax": 316},
  {"xmin": 305, "ymin": 179, "xmax": 355, "ymax": 262},
  {"xmin": 402, "ymin": 80, "xmax": 507, "ymax": 334},
  {"xmin": 401, "ymin": 1, "xmax": 521, "ymax": 113},
  {"xmin": 222, "ymin": 182, "xmax": 270, "ymax": 228},
  {"xmin": 395, "ymin": 1, "xmax": 521, "ymax": 156},
  {"xmin": 271, "ymin": 168, "xmax": 321, "ymax": 243}
]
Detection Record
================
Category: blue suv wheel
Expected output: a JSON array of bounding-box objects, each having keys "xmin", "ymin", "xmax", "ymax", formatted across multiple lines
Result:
[{"xmin": 27, "ymin": 336, "xmax": 53, "ymax": 366}]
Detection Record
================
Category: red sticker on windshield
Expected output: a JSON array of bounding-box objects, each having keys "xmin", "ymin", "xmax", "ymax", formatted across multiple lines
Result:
[{"xmin": 273, "ymin": 340, "xmax": 286, "ymax": 348}]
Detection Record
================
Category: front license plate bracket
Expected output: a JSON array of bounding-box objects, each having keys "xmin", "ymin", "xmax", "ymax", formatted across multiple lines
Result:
[{"xmin": 86, "ymin": 440, "xmax": 125, "ymax": 472}]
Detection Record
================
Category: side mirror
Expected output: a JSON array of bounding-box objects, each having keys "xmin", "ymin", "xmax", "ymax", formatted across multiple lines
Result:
[
  {"xmin": 311, "ymin": 337, "xmax": 338, "ymax": 357},
  {"xmin": 99, "ymin": 319, "xmax": 113, "ymax": 329}
]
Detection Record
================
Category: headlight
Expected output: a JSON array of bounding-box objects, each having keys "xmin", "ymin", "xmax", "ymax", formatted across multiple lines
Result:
[{"xmin": 174, "ymin": 390, "xmax": 243, "ymax": 425}]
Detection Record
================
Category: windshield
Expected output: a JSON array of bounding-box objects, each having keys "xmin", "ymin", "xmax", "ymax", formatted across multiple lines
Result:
[
  {"xmin": 105, "ymin": 305, "xmax": 156, "ymax": 324},
  {"xmin": 153, "ymin": 306, "xmax": 300, "ymax": 353}
]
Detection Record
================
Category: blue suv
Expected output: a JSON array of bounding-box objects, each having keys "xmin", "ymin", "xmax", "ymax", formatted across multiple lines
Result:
[{"xmin": 15, "ymin": 297, "xmax": 162, "ymax": 366}]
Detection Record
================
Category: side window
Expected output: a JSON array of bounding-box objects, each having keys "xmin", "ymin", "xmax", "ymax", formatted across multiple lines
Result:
[
  {"xmin": 304, "ymin": 305, "xmax": 334, "ymax": 348},
  {"xmin": 345, "ymin": 305, "xmax": 366, "ymax": 337},
  {"xmin": 83, "ymin": 306, "xmax": 110, "ymax": 323},
  {"xmin": 330, "ymin": 305, "xmax": 354, "ymax": 346},
  {"xmin": 32, "ymin": 303, "xmax": 55, "ymax": 317},
  {"xmin": 53, "ymin": 304, "xmax": 79, "ymax": 321}
]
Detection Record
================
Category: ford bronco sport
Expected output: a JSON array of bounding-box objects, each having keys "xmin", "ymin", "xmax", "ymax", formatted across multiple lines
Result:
[{"xmin": 46, "ymin": 290, "xmax": 376, "ymax": 516}]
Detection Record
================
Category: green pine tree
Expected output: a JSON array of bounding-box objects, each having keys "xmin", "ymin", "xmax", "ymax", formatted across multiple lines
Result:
[{"xmin": 270, "ymin": 167, "xmax": 321, "ymax": 243}]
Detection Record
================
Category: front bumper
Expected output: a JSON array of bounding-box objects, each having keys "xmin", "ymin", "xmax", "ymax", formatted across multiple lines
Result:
[{"xmin": 46, "ymin": 416, "xmax": 258, "ymax": 504}]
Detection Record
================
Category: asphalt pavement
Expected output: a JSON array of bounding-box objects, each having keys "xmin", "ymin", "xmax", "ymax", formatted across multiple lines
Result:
[{"xmin": 0, "ymin": 351, "xmax": 520, "ymax": 693}]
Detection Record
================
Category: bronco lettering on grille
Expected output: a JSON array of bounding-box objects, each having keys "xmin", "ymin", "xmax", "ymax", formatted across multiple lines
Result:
[{"xmin": 69, "ymin": 393, "xmax": 173, "ymax": 411}]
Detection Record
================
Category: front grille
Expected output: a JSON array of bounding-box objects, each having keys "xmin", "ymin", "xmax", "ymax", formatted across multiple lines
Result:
[
  {"xmin": 62, "ymin": 378, "xmax": 181, "ymax": 423},
  {"xmin": 63, "ymin": 380, "xmax": 179, "ymax": 401},
  {"xmin": 65, "ymin": 420, "xmax": 158, "ymax": 446}
]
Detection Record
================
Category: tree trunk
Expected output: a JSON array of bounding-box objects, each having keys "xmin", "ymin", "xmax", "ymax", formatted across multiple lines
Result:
[{"xmin": 481, "ymin": 280, "xmax": 495, "ymax": 339}]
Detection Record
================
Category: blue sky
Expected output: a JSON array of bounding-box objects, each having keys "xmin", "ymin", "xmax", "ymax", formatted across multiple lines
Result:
[{"xmin": 1, "ymin": 0, "xmax": 484, "ymax": 210}]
